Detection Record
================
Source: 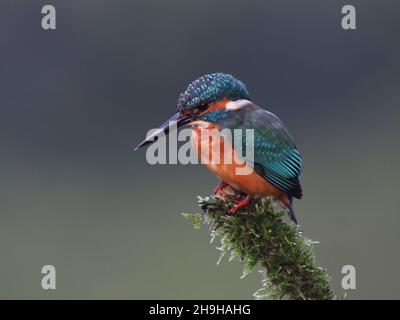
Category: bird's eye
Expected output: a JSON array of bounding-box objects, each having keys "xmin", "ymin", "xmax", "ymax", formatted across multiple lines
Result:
[{"xmin": 194, "ymin": 104, "xmax": 208, "ymax": 113}]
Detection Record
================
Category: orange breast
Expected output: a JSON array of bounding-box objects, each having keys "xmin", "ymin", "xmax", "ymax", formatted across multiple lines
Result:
[{"xmin": 191, "ymin": 123, "xmax": 285, "ymax": 200}]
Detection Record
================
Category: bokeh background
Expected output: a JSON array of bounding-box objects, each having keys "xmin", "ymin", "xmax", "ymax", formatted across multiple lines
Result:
[{"xmin": 0, "ymin": 0, "xmax": 399, "ymax": 299}]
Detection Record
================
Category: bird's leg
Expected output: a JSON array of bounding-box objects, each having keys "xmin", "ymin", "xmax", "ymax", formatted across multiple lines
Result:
[
  {"xmin": 214, "ymin": 181, "xmax": 228, "ymax": 195},
  {"xmin": 229, "ymin": 195, "xmax": 252, "ymax": 215}
]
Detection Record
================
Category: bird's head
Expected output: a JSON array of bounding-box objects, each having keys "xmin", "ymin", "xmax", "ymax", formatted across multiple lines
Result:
[{"xmin": 135, "ymin": 73, "xmax": 250, "ymax": 150}]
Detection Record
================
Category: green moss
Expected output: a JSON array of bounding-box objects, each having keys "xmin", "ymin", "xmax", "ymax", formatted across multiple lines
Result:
[
  {"xmin": 182, "ymin": 212, "xmax": 202, "ymax": 230},
  {"xmin": 183, "ymin": 195, "xmax": 334, "ymax": 300}
]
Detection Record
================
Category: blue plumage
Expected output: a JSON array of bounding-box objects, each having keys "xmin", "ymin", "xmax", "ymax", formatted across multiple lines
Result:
[
  {"xmin": 219, "ymin": 104, "xmax": 303, "ymax": 200},
  {"xmin": 177, "ymin": 73, "xmax": 250, "ymax": 112}
]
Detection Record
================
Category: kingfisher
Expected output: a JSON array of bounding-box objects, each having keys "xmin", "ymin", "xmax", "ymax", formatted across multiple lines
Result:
[{"xmin": 136, "ymin": 73, "xmax": 303, "ymax": 224}]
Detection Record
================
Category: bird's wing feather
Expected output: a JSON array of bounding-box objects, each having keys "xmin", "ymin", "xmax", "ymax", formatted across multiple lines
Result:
[{"xmin": 221, "ymin": 103, "xmax": 303, "ymax": 198}]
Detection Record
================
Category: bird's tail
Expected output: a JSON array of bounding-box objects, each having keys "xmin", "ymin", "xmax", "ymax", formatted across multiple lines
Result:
[
  {"xmin": 280, "ymin": 195, "xmax": 299, "ymax": 226},
  {"xmin": 288, "ymin": 205, "xmax": 299, "ymax": 225}
]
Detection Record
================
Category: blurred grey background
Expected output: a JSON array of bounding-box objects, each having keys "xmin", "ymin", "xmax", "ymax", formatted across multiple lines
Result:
[{"xmin": 0, "ymin": 0, "xmax": 399, "ymax": 299}]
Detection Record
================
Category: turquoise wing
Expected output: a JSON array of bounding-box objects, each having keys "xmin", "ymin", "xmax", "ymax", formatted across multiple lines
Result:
[{"xmin": 222, "ymin": 104, "xmax": 303, "ymax": 198}]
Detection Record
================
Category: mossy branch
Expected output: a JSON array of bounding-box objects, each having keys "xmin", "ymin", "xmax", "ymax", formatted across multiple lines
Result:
[{"xmin": 182, "ymin": 193, "xmax": 334, "ymax": 300}]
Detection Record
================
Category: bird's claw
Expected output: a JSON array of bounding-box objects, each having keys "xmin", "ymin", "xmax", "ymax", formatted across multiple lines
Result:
[
  {"xmin": 229, "ymin": 195, "xmax": 251, "ymax": 215},
  {"xmin": 214, "ymin": 181, "xmax": 228, "ymax": 195}
]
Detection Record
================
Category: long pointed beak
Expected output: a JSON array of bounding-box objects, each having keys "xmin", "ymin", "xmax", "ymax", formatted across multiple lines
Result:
[{"xmin": 135, "ymin": 112, "xmax": 195, "ymax": 150}]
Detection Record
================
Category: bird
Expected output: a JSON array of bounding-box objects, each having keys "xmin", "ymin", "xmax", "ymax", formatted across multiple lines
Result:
[{"xmin": 135, "ymin": 73, "xmax": 303, "ymax": 225}]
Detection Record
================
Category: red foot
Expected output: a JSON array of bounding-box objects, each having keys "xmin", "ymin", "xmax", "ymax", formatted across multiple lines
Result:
[
  {"xmin": 229, "ymin": 195, "xmax": 252, "ymax": 215},
  {"xmin": 214, "ymin": 181, "xmax": 228, "ymax": 195}
]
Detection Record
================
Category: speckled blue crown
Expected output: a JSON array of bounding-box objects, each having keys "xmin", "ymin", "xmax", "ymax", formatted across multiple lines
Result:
[{"xmin": 177, "ymin": 73, "xmax": 250, "ymax": 112}]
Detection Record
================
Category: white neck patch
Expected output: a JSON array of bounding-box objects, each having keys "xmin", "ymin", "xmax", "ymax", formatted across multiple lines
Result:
[{"xmin": 225, "ymin": 99, "xmax": 252, "ymax": 110}]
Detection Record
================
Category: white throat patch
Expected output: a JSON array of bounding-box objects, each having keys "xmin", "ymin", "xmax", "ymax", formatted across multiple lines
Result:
[{"xmin": 225, "ymin": 99, "xmax": 251, "ymax": 110}]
